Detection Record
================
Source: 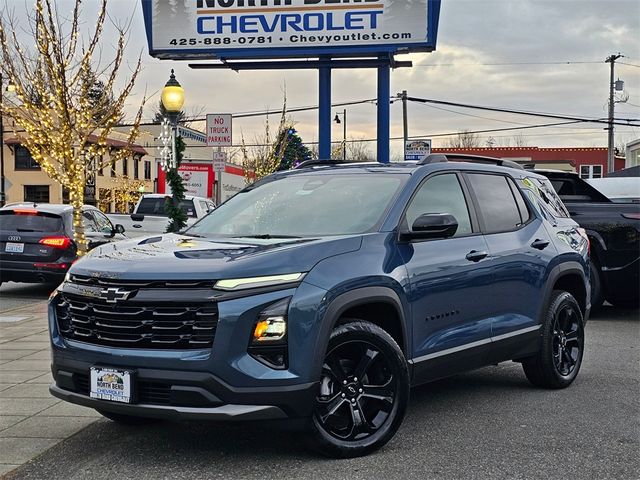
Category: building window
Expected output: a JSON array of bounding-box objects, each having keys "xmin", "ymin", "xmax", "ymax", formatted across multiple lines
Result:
[
  {"xmin": 98, "ymin": 155, "xmax": 104, "ymax": 176},
  {"xmin": 580, "ymin": 165, "xmax": 603, "ymax": 179},
  {"xmin": 24, "ymin": 185, "xmax": 50, "ymax": 203},
  {"xmin": 133, "ymin": 156, "xmax": 139, "ymax": 179},
  {"xmin": 15, "ymin": 145, "xmax": 40, "ymax": 170},
  {"xmin": 144, "ymin": 160, "xmax": 152, "ymax": 180},
  {"xmin": 111, "ymin": 161, "xmax": 116, "ymax": 177},
  {"xmin": 122, "ymin": 157, "xmax": 128, "ymax": 177}
]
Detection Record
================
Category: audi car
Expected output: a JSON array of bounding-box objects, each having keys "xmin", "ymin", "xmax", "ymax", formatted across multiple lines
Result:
[{"xmin": 0, "ymin": 203, "xmax": 126, "ymax": 286}]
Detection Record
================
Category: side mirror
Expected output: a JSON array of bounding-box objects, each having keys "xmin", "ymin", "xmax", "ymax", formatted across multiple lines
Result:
[
  {"xmin": 114, "ymin": 224, "xmax": 125, "ymax": 235},
  {"xmin": 402, "ymin": 214, "xmax": 458, "ymax": 241}
]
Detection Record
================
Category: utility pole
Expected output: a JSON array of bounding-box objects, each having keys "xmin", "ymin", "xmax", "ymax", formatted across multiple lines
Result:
[
  {"xmin": 606, "ymin": 53, "xmax": 623, "ymax": 174},
  {"xmin": 401, "ymin": 90, "xmax": 408, "ymax": 161}
]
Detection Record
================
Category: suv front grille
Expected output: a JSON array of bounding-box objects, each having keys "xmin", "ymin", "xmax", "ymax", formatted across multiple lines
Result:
[{"xmin": 56, "ymin": 293, "xmax": 218, "ymax": 350}]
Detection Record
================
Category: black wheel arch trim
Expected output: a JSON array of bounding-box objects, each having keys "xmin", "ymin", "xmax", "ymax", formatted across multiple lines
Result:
[
  {"xmin": 311, "ymin": 286, "xmax": 409, "ymax": 381},
  {"xmin": 541, "ymin": 261, "xmax": 590, "ymax": 324}
]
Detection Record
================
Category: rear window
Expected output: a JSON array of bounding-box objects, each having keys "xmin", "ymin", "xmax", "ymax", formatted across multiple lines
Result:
[
  {"xmin": 136, "ymin": 198, "xmax": 197, "ymax": 218},
  {"xmin": 520, "ymin": 177, "xmax": 570, "ymax": 218},
  {"xmin": 0, "ymin": 212, "xmax": 64, "ymax": 232},
  {"xmin": 467, "ymin": 173, "xmax": 524, "ymax": 234}
]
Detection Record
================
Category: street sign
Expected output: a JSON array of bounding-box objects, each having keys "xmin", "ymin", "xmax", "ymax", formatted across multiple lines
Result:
[
  {"xmin": 405, "ymin": 139, "xmax": 432, "ymax": 161},
  {"xmin": 206, "ymin": 114, "xmax": 232, "ymax": 147},
  {"xmin": 213, "ymin": 151, "xmax": 227, "ymax": 172}
]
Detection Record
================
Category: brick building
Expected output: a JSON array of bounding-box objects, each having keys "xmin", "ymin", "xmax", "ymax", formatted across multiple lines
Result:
[{"xmin": 431, "ymin": 147, "xmax": 626, "ymax": 178}]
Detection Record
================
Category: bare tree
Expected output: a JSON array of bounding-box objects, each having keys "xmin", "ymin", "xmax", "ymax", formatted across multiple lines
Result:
[
  {"xmin": 0, "ymin": 0, "xmax": 145, "ymax": 254},
  {"xmin": 445, "ymin": 130, "xmax": 481, "ymax": 148},
  {"xmin": 512, "ymin": 132, "xmax": 528, "ymax": 147},
  {"xmin": 241, "ymin": 97, "xmax": 291, "ymax": 183}
]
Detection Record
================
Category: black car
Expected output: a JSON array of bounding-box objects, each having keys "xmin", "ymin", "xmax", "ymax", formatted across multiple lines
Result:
[
  {"xmin": 0, "ymin": 203, "xmax": 126, "ymax": 286},
  {"xmin": 534, "ymin": 170, "xmax": 640, "ymax": 308}
]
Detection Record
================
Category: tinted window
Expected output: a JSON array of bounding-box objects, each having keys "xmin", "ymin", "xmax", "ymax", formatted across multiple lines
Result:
[
  {"xmin": 405, "ymin": 173, "xmax": 472, "ymax": 237},
  {"xmin": 189, "ymin": 174, "xmax": 405, "ymax": 237},
  {"xmin": 136, "ymin": 198, "xmax": 197, "ymax": 218},
  {"xmin": 0, "ymin": 212, "xmax": 63, "ymax": 232},
  {"xmin": 468, "ymin": 174, "xmax": 522, "ymax": 233},
  {"xmin": 508, "ymin": 178, "xmax": 531, "ymax": 225},
  {"xmin": 521, "ymin": 177, "xmax": 570, "ymax": 218}
]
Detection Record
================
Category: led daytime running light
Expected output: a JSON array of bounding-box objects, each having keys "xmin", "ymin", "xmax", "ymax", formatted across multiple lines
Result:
[{"xmin": 215, "ymin": 273, "xmax": 305, "ymax": 291}]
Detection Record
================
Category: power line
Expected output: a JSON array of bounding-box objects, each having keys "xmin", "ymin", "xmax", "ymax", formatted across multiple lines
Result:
[
  {"xmin": 415, "ymin": 61, "xmax": 603, "ymax": 67},
  {"xmin": 405, "ymin": 96, "xmax": 640, "ymax": 127}
]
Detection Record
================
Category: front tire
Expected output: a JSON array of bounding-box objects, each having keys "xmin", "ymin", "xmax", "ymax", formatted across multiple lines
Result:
[
  {"xmin": 522, "ymin": 291, "xmax": 585, "ymax": 389},
  {"xmin": 309, "ymin": 321, "xmax": 409, "ymax": 458},
  {"xmin": 589, "ymin": 262, "xmax": 604, "ymax": 311}
]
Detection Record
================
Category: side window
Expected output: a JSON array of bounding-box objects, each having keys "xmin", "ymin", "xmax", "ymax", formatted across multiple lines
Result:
[
  {"xmin": 467, "ymin": 174, "xmax": 523, "ymax": 234},
  {"xmin": 198, "ymin": 200, "xmax": 210, "ymax": 213},
  {"xmin": 520, "ymin": 177, "xmax": 570, "ymax": 218},
  {"xmin": 93, "ymin": 211, "xmax": 113, "ymax": 234},
  {"xmin": 507, "ymin": 178, "xmax": 531, "ymax": 225},
  {"xmin": 405, "ymin": 173, "xmax": 473, "ymax": 237},
  {"xmin": 82, "ymin": 211, "xmax": 98, "ymax": 233}
]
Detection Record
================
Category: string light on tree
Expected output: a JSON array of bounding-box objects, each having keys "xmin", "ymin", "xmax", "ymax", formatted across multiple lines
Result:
[{"xmin": 0, "ymin": 0, "xmax": 145, "ymax": 255}]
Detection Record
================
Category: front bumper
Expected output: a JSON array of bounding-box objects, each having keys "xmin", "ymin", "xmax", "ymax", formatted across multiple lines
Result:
[
  {"xmin": 50, "ymin": 384, "xmax": 288, "ymax": 421},
  {"xmin": 50, "ymin": 358, "xmax": 319, "ymax": 420}
]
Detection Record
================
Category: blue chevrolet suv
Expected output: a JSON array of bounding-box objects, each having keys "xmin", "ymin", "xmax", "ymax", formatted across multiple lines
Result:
[{"xmin": 48, "ymin": 154, "xmax": 590, "ymax": 458}]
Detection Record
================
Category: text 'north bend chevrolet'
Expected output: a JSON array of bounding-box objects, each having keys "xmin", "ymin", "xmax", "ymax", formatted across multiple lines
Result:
[{"xmin": 48, "ymin": 155, "xmax": 590, "ymax": 458}]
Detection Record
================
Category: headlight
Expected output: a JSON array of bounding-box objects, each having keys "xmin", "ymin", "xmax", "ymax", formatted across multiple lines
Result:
[
  {"xmin": 214, "ymin": 273, "xmax": 305, "ymax": 291},
  {"xmin": 251, "ymin": 298, "xmax": 289, "ymax": 344},
  {"xmin": 249, "ymin": 298, "xmax": 290, "ymax": 370}
]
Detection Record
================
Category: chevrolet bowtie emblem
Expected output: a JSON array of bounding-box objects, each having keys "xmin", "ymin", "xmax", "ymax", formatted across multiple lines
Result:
[{"xmin": 100, "ymin": 288, "xmax": 132, "ymax": 303}]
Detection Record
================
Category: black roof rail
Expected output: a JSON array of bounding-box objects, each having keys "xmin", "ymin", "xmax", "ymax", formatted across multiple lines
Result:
[
  {"xmin": 418, "ymin": 153, "xmax": 524, "ymax": 170},
  {"xmin": 295, "ymin": 159, "xmax": 348, "ymax": 169}
]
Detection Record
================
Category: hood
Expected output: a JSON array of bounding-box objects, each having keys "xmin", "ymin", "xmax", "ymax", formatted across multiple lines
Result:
[{"xmin": 71, "ymin": 234, "xmax": 362, "ymax": 281}]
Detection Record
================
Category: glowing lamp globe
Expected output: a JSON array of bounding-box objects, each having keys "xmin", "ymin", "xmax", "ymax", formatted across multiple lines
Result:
[{"xmin": 161, "ymin": 69, "xmax": 185, "ymax": 113}]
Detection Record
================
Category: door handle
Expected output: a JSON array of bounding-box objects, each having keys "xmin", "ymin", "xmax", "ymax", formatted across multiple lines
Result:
[
  {"xmin": 531, "ymin": 239, "xmax": 550, "ymax": 250},
  {"xmin": 466, "ymin": 250, "xmax": 488, "ymax": 262}
]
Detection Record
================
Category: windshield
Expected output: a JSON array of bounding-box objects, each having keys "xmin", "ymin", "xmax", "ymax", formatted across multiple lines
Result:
[{"xmin": 188, "ymin": 173, "xmax": 405, "ymax": 238}]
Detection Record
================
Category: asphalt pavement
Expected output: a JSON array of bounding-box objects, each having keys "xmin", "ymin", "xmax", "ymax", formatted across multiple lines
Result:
[{"xmin": 1, "ymin": 282, "xmax": 638, "ymax": 480}]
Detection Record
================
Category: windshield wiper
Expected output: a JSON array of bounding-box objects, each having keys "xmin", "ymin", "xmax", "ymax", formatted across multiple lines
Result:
[{"xmin": 234, "ymin": 234, "xmax": 303, "ymax": 240}]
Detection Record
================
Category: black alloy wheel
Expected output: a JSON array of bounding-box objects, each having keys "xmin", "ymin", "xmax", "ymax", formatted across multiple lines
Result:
[
  {"xmin": 522, "ymin": 290, "xmax": 585, "ymax": 389},
  {"xmin": 551, "ymin": 303, "xmax": 582, "ymax": 377},
  {"xmin": 310, "ymin": 321, "xmax": 409, "ymax": 458}
]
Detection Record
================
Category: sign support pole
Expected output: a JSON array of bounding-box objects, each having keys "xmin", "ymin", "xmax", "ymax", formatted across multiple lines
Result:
[
  {"xmin": 377, "ymin": 59, "xmax": 391, "ymax": 164},
  {"xmin": 215, "ymin": 146, "xmax": 223, "ymax": 206},
  {"xmin": 318, "ymin": 65, "xmax": 332, "ymax": 160}
]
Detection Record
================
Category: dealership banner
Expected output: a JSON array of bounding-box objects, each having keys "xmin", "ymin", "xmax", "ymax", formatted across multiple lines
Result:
[{"xmin": 142, "ymin": 0, "xmax": 440, "ymax": 59}]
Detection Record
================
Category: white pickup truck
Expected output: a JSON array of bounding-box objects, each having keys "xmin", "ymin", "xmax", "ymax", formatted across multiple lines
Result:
[{"xmin": 106, "ymin": 194, "xmax": 216, "ymax": 238}]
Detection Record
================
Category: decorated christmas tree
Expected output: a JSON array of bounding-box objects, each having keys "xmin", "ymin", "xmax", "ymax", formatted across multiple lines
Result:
[{"xmin": 277, "ymin": 128, "xmax": 313, "ymax": 171}]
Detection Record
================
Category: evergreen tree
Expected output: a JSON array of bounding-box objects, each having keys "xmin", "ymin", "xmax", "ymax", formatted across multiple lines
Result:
[
  {"xmin": 276, "ymin": 128, "xmax": 313, "ymax": 170},
  {"xmin": 153, "ymin": 100, "xmax": 186, "ymax": 125},
  {"xmin": 164, "ymin": 136, "xmax": 188, "ymax": 233}
]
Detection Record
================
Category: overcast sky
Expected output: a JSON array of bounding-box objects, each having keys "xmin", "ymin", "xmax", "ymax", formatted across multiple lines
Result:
[{"xmin": 5, "ymin": 0, "xmax": 640, "ymax": 157}]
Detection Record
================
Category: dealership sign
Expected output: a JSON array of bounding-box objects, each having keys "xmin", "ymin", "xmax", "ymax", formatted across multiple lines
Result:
[
  {"xmin": 405, "ymin": 139, "xmax": 432, "ymax": 161},
  {"xmin": 141, "ymin": 0, "xmax": 441, "ymax": 59}
]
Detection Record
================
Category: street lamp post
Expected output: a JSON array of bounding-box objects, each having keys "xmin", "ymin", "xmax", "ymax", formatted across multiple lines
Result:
[
  {"xmin": 160, "ymin": 69, "xmax": 185, "ymax": 171},
  {"xmin": 334, "ymin": 109, "xmax": 347, "ymax": 161}
]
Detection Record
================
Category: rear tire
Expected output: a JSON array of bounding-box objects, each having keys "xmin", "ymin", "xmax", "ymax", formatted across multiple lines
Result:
[
  {"xmin": 308, "ymin": 320, "xmax": 409, "ymax": 458},
  {"xmin": 589, "ymin": 262, "xmax": 604, "ymax": 311},
  {"xmin": 522, "ymin": 291, "xmax": 584, "ymax": 389},
  {"xmin": 97, "ymin": 410, "xmax": 160, "ymax": 426}
]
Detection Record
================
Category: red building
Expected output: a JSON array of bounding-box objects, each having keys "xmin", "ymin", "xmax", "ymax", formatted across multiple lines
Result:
[{"xmin": 431, "ymin": 147, "xmax": 626, "ymax": 178}]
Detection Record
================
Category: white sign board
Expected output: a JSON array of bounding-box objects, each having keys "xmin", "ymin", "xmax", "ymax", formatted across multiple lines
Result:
[
  {"xmin": 143, "ymin": 0, "xmax": 439, "ymax": 60},
  {"xmin": 405, "ymin": 139, "xmax": 432, "ymax": 161},
  {"xmin": 213, "ymin": 151, "xmax": 227, "ymax": 172},
  {"xmin": 206, "ymin": 114, "xmax": 232, "ymax": 147}
]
